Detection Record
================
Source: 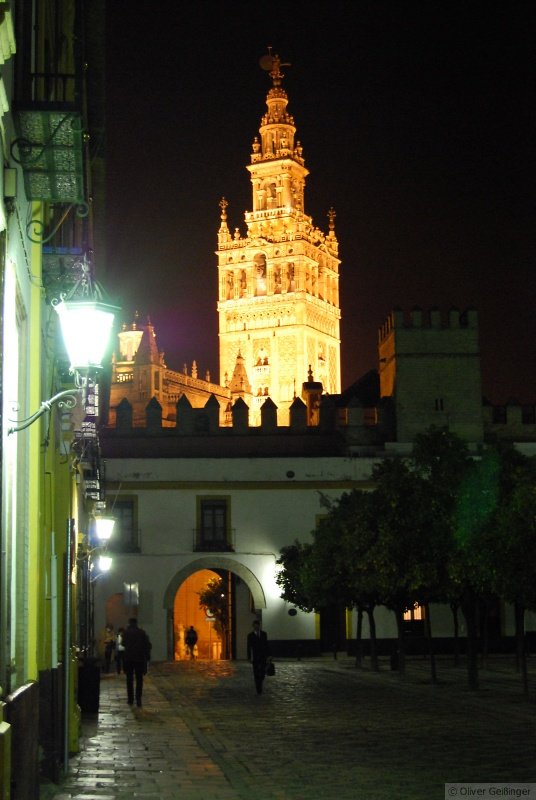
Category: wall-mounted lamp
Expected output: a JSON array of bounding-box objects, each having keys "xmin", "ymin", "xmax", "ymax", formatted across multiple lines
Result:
[
  {"xmin": 87, "ymin": 514, "xmax": 116, "ymax": 578},
  {"xmin": 8, "ymin": 267, "xmax": 120, "ymax": 434},
  {"xmin": 97, "ymin": 555, "xmax": 113, "ymax": 573},
  {"xmin": 94, "ymin": 515, "xmax": 115, "ymax": 543},
  {"xmin": 81, "ymin": 514, "xmax": 116, "ymax": 564},
  {"xmin": 54, "ymin": 296, "xmax": 118, "ymax": 373}
]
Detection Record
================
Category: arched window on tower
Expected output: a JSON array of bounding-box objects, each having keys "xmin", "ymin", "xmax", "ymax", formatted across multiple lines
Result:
[
  {"xmin": 255, "ymin": 347, "xmax": 269, "ymax": 367},
  {"xmin": 287, "ymin": 263, "xmax": 295, "ymax": 292},
  {"xmin": 273, "ymin": 265, "xmax": 282, "ymax": 294},
  {"xmin": 240, "ymin": 269, "xmax": 248, "ymax": 297},
  {"xmin": 226, "ymin": 271, "xmax": 235, "ymax": 299},
  {"xmin": 266, "ymin": 182, "xmax": 277, "ymax": 208},
  {"xmin": 254, "ymin": 254, "xmax": 267, "ymax": 296}
]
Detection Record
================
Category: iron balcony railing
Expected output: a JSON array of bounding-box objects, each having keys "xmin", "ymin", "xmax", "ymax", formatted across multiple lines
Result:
[{"xmin": 192, "ymin": 528, "xmax": 236, "ymax": 552}]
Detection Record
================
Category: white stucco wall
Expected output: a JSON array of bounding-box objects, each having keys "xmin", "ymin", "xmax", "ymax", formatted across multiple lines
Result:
[{"xmin": 94, "ymin": 456, "xmax": 377, "ymax": 659}]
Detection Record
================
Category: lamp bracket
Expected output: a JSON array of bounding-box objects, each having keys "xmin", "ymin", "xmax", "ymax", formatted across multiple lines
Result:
[{"xmin": 8, "ymin": 388, "xmax": 81, "ymax": 435}]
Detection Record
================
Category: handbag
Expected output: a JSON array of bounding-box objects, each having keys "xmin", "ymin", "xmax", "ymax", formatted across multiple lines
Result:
[{"xmin": 265, "ymin": 659, "xmax": 275, "ymax": 676}]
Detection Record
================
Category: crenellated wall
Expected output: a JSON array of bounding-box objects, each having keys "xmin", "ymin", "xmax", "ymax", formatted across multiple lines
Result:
[
  {"xmin": 101, "ymin": 392, "xmax": 386, "ymax": 459},
  {"xmin": 378, "ymin": 307, "xmax": 483, "ymax": 443},
  {"xmin": 378, "ymin": 306, "xmax": 478, "ymax": 343},
  {"xmin": 483, "ymin": 401, "xmax": 536, "ymax": 443}
]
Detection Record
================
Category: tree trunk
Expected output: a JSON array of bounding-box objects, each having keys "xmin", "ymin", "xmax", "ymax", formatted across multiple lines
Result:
[
  {"xmin": 354, "ymin": 607, "xmax": 363, "ymax": 668},
  {"xmin": 366, "ymin": 606, "xmax": 379, "ymax": 671},
  {"xmin": 481, "ymin": 598, "xmax": 489, "ymax": 668},
  {"xmin": 423, "ymin": 602, "xmax": 437, "ymax": 684},
  {"xmin": 461, "ymin": 590, "xmax": 479, "ymax": 690},
  {"xmin": 394, "ymin": 607, "xmax": 406, "ymax": 675},
  {"xmin": 514, "ymin": 602, "xmax": 529, "ymax": 699},
  {"xmin": 450, "ymin": 602, "xmax": 460, "ymax": 667}
]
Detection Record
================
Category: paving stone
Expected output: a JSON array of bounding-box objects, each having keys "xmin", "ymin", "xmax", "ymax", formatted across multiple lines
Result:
[{"xmin": 40, "ymin": 655, "xmax": 536, "ymax": 800}]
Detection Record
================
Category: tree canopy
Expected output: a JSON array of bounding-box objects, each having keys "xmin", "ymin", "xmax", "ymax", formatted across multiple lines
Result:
[{"xmin": 276, "ymin": 427, "xmax": 536, "ymax": 689}]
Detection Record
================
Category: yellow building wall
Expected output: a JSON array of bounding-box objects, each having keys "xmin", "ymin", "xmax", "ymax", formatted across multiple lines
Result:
[{"xmin": 25, "ymin": 222, "xmax": 44, "ymax": 681}]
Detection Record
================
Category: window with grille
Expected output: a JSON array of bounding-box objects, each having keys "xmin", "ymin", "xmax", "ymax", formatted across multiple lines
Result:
[
  {"xmin": 197, "ymin": 498, "xmax": 231, "ymax": 551},
  {"xmin": 108, "ymin": 499, "xmax": 138, "ymax": 552}
]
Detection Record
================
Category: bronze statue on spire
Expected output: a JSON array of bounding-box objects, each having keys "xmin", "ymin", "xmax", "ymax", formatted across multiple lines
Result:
[{"xmin": 259, "ymin": 47, "xmax": 291, "ymax": 87}]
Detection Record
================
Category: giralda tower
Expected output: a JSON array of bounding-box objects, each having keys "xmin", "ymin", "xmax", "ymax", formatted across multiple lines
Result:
[{"xmin": 217, "ymin": 52, "xmax": 341, "ymax": 424}]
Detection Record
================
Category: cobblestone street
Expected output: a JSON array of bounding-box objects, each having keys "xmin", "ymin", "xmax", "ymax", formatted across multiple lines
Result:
[{"xmin": 40, "ymin": 656, "xmax": 536, "ymax": 800}]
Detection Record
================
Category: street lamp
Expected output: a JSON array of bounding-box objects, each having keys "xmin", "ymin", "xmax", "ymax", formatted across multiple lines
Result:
[
  {"xmin": 94, "ymin": 515, "xmax": 116, "ymax": 543},
  {"xmin": 80, "ymin": 514, "xmax": 116, "ymax": 656},
  {"xmin": 54, "ymin": 296, "xmax": 118, "ymax": 373},
  {"xmin": 97, "ymin": 555, "xmax": 113, "ymax": 573},
  {"xmin": 8, "ymin": 273, "xmax": 120, "ymax": 434}
]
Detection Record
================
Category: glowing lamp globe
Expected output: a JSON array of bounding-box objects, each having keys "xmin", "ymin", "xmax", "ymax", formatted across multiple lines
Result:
[
  {"xmin": 98, "ymin": 555, "xmax": 113, "ymax": 572},
  {"xmin": 94, "ymin": 516, "xmax": 115, "ymax": 542},
  {"xmin": 55, "ymin": 298, "xmax": 120, "ymax": 371}
]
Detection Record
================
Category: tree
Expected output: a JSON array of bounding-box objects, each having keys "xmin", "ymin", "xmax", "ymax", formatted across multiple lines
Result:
[
  {"xmin": 485, "ymin": 445, "xmax": 536, "ymax": 697},
  {"xmin": 368, "ymin": 458, "xmax": 451, "ymax": 679},
  {"xmin": 198, "ymin": 576, "xmax": 230, "ymax": 658},
  {"xmin": 412, "ymin": 427, "xmax": 488, "ymax": 689},
  {"xmin": 309, "ymin": 491, "xmax": 383, "ymax": 669},
  {"xmin": 277, "ymin": 541, "xmax": 315, "ymax": 611},
  {"xmin": 450, "ymin": 450, "xmax": 500, "ymax": 688},
  {"xmin": 277, "ymin": 491, "xmax": 383, "ymax": 669}
]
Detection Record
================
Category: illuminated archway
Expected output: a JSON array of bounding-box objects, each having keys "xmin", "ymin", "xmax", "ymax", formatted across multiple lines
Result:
[
  {"xmin": 163, "ymin": 557, "xmax": 266, "ymax": 660},
  {"xmin": 163, "ymin": 557, "xmax": 266, "ymax": 610},
  {"xmin": 173, "ymin": 569, "xmax": 224, "ymax": 661}
]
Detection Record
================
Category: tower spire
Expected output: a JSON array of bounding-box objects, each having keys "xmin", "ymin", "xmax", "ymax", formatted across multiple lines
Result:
[
  {"xmin": 254, "ymin": 49, "xmax": 301, "ymax": 169},
  {"xmin": 216, "ymin": 52, "xmax": 342, "ymax": 425}
]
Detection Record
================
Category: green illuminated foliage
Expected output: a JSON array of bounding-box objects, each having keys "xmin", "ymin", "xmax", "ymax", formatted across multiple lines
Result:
[{"xmin": 198, "ymin": 577, "xmax": 228, "ymax": 638}]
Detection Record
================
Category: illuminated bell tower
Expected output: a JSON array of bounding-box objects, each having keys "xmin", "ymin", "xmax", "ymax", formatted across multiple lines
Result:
[{"xmin": 217, "ymin": 51, "xmax": 341, "ymax": 424}]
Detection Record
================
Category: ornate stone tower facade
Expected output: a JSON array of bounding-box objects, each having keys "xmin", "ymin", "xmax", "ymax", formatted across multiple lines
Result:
[{"xmin": 217, "ymin": 52, "xmax": 341, "ymax": 424}]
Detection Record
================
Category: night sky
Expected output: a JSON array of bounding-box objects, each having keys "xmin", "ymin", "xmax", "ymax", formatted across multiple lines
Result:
[{"xmin": 105, "ymin": 2, "xmax": 534, "ymax": 404}]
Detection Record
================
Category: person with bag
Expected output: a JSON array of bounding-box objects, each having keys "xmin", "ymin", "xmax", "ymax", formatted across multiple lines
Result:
[
  {"xmin": 246, "ymin": 619, "xmax": 270, "ymax": 694},
  {"xmin": 123, "ymin": 617, "xmax": 152, "ymax": 707}
]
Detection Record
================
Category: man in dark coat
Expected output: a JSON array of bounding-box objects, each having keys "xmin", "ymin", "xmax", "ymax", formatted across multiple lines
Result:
[
  {"xmin": 123, "ymin": 617, "xmax": 152, "ymax": 707},
  {"xmin": 185, "ymin": 625, "xmax": 198, "ymax": 659},
  {"xmin": 246, "ymin": 620, "xmax": 270, "ymax": 694}
]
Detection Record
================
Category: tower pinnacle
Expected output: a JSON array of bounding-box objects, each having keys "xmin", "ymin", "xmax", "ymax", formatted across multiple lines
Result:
[{"xmin": 218, "ymin": 196, "xmax": 231, "ymax": 245}]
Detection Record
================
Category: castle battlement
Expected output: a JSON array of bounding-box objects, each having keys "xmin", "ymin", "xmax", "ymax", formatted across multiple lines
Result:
[
  {"xmin": 483, "ymin": 401, "xmax": 536, "ymax": 442},
  {"xmin": 378, "ymin": 307, "xmax": 478, "ymax": 344},
  {"xmin": 102, "ymin": 392, "xmax": 385, "ymax": 458}
]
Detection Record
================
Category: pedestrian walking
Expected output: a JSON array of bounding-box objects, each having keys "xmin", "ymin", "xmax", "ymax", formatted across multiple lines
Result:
[
  {"xmin": 103, "ymin": 625, "xmax": 115, "ymax": 673},
  {"xmin": 123, "ymin": 617, "xmax": 152, "ymax": 707},
  {"xmin": 246, "ymin": 620, "xmax": 270, "ymax": 694},
  {"xmin": 115, "ymin": 627, "xmax": 125, "ymax": 674},
  {"xmin": 185, "ymin": 625, "xmax": 198, "ymax": 659}
]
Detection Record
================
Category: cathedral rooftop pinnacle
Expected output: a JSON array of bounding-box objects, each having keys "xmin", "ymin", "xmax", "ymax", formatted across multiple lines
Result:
[
  {"xmin": 218, "ymin": 196, "xmax": 231, "ymax": 245},
  {"xmin": 229, "ymin": 350, "xmax": 252, "ymax": 396}
]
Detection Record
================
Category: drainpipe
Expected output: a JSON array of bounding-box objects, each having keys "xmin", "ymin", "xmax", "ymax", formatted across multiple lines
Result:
[{"xmin": 63, "ymin": 518, "xmax": 72, "ymax": 772}]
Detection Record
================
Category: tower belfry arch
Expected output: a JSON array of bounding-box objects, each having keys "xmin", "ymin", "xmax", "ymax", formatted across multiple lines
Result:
[{"xmin": 217, "ymin": 51, "xmax": 342, "ymax": 425}]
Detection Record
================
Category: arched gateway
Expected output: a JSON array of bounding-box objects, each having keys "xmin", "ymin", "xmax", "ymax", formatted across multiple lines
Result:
[{"xmin": 163, "ymin": 557, "xmax": 266, "ymax": 660}]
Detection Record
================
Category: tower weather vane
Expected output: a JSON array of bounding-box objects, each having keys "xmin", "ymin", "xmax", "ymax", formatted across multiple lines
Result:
[{"xmin": 259, "ymin": 47, "xmax": 291, "ymax": 86}]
